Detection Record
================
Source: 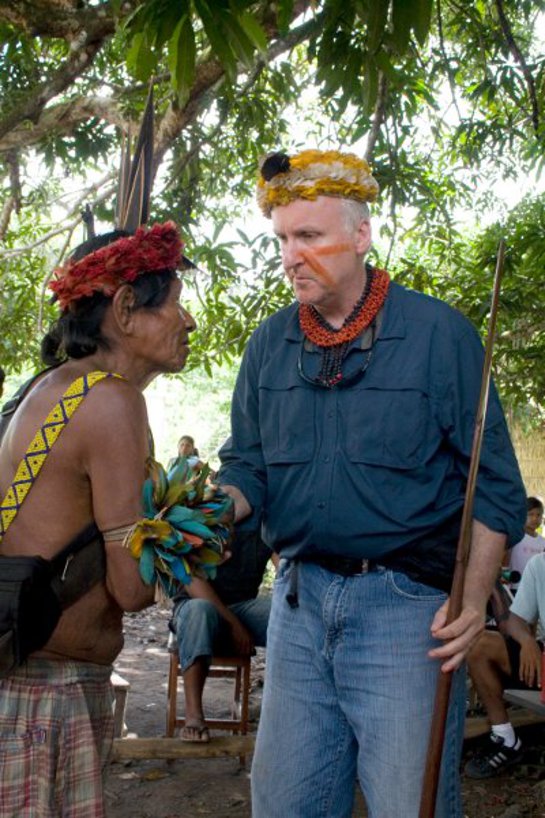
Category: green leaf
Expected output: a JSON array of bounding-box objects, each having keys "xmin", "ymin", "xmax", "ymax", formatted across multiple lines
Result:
[
  {"xmin": 194, "ymin": 0, "xmax": 237, "ymax": 76},
  {"xmin": 361, "ymin": 60, "xmax": 378, "ymax": 115},
  {"xmin": 366, "ymin": 0, "xmax": 389, "ymax": 49},
  {"xmin": 126, "ymin": 31, "xmax": 156, "ymax": 81},
  {"xmin": 155, "ymin": 1, "xmax": 189, "ymax": 50},
  {"xmin": 238, "ymin": 11, "xmax": 268, "ymax": 54},
  {"xmin": 413, "ymin": 0, "xmax": 433, "ymax": 46},
  {"xmin": 391, "ymin": 0, "xmax": 413, "ymax": 54},
  {"xmin": 222, "ymin": 15, "xmax": 256, "ymax": 65},
  {"xmin": 168, "ymin": 15, "xmax": 196, "ymax": 96}
]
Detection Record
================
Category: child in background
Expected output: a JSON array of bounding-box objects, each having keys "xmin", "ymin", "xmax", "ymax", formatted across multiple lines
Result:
[
  {"xmin": 508, "ymin": 496, "xmax": 544, "ymax": 592},
  {"xmin": 168, "ymin": 435, "xmax": 204, "ymax": 472}
]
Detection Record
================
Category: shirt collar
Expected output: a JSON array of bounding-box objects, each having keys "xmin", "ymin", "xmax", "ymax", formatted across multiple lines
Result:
[
  {"xmin": 377, "ymin": 281, "xmax": 406, "ymax": 340},
  {"xmin": 283, "ymin": 279, "xmax": 407, "ymax": 344}
]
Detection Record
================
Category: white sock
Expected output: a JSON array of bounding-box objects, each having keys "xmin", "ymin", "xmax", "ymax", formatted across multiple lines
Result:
[{"xmin": 491, "ymin": 722, "xmax": 519, "ymax": 748}]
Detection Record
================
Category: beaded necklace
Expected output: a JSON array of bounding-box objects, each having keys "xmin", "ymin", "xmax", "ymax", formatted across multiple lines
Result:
[{"xmin": 298, "ymin": 266, "xmax": 390, "ymax": 387}]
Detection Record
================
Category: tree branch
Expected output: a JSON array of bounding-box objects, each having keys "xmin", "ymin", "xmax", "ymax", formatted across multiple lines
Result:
[
  {"xmin": 0, "ymin": 97, "xmax": 126, "ymax": 153},
  {"xmin": 6, "ymin": 149, "xmax": 22, "ymax": 212},
  {"xmin": 0, "ymin": 150, "xmax": 22, "ymax": 241},
  {"xmin": 494, "ymin": 0, "xmax": 540, "ymax": 135},
  {"xmin": 0, "ymin": 173, "xmax": 116, "ymax": 259},
  {"xmin": 0, "ymin": 31, "xmax": 113, "ymax": 143},
  {"xmin": 0, "ymin": 0, "xmax": 120, "ymax": 41},
  {"xmin": 0, "ymin": 198, "xmax": 15, "ymax": 242},
  {"xmin": 435, "ymin": 0, "xmax": 463, "ymax": 123},
  {"xmin": 364, "ymin": 71, "xmax": 389, "ymax": 163},
  {"xmin": 154, "ymin": 13, "xmax": 321, "ymax": 171}
]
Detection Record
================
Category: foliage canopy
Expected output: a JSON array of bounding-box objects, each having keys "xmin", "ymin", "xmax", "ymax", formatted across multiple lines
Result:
[{"xmin": 0, "ymin": 0, "xmax": 544, "ymax": 419}]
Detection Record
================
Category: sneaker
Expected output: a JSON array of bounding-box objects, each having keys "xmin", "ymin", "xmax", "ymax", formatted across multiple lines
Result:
[{"xmin": 464, "ymin": 733, "xmax": 523, "ymax": 779}]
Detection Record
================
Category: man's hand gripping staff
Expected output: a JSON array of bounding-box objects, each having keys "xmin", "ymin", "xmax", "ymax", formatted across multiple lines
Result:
[{"xmin": 419, "ymin": 240, "xmax": 507, "ymax": 818}]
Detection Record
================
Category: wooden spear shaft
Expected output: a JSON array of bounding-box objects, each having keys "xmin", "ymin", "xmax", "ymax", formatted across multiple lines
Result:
[{"xmin": 418, "ymin": 239, "xmax": 506, "ymax": 818}]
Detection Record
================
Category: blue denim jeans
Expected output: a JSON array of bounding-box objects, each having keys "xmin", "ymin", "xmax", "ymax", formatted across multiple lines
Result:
[
  {"xmin": 171, "ymin": 595, "xmax": 270, "ymax": 670},
  {"xmin": 251, "ymin": 561, "xmax": 466, "ymax": 818}
]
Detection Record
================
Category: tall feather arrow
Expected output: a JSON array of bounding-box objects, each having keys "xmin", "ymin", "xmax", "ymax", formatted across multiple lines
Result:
[{"xmin": 116, "ymin": 82, "xmax": 155, "ymax": 233}]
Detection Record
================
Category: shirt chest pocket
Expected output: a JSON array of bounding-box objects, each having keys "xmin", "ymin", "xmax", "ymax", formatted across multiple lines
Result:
[
  {"xmin": 258, "ymin": 382, "xmax": 315, "ymax": 465},
  {"xmin": 343, "ymin": 388, "xmax": 436, "ymax": 469}
]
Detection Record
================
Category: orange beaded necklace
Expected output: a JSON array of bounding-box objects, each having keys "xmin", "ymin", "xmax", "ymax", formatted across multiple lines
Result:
[{"xmin": 299, "ymin": 266, "xmax": 390, "ymax": 348}]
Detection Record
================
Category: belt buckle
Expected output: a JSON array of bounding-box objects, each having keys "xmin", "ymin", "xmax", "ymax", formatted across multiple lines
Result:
[{"xmin": 359, "ymin": 559, "xmax": 370, "ymax": 574}]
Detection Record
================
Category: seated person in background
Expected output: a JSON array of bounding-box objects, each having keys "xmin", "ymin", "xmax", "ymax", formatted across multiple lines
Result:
[
  {"xmin": 465, "ymin": 553, "xmax": 545, "ymax": 779},
  {"xmin": 507, "ymin": 495, "xmax": 544, "ymax": 593},
  {"xmin": 168, "ymin": 434, "xmax": 204, "ymax": 472},
  {"xmin": 170, "ymin": 520, "xmax": 274, "ymax": 742}
]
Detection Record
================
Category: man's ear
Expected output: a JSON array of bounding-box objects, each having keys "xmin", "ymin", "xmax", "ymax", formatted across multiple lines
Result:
[
  {"xmin": 355, "ymin": 219, "xmax": 372, "ymax": 256},
  {"xmin": 112, "ymin": 285, "xmax": 137, "ymax": 334}
]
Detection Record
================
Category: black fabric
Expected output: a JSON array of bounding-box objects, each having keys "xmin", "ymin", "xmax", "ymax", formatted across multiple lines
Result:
[
  {"xmin": 0, "ymin": 525, "xmax": 105, "ymax": 678},
  {"xmin": 0, "ymin": 554, "xmax": 62, "ymax": 676},
  {"xmin": 173, "ymin": 528, "xmax": 271, "ymax": 607},
  {"xmin": 50, "ymin": 523, "xmax": 106, "ymax": 607},
  {"xmin": 210, "ymin": 529, "xmax": 271, "ymax": 605},
  {"xmin": 378, "ymin": 508, "xmax": 463, "ymax": 592},
  {"xmin": 298, "ymin": 509, "xmax": 463, "ymax": 593}
]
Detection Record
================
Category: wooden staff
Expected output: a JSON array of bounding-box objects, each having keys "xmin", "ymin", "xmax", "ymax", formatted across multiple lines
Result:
[{"xmin": 418, "ymin": 239, "xmax": 506, "ymax": 818}]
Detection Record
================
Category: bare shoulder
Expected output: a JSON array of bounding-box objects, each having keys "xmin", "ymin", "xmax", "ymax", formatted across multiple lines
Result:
[
  {"xmin": 80, "ymin": 375, "xmax": 147, "ymax": 424},
  {"xmin": 75, "ymin": 375, "xmax": 149, "ymax": 454}
]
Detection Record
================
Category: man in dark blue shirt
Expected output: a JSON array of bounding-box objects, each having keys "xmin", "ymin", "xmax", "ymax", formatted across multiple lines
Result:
[{"xmin": 218, "ymin": 148, "xmax": 526, "ymax": 818}]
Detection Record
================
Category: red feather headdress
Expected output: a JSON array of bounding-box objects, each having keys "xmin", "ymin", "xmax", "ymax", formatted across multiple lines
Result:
[
  {"xmin": 49, "ymin": 84, "xmax": 193, "ymax": 309},
  {"xmin": 49, "ymin": 221, "xmax": 185, "ymax": 309}
]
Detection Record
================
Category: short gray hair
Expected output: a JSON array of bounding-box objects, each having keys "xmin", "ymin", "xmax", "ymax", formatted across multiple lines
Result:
[{"xmin": 341, "ymin": 198, "xmax": 370, "ymax": 231}]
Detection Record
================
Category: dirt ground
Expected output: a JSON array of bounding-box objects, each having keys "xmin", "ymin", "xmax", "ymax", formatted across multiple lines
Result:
[{"xmin": 105, "ymin": 606, "xmax": 545, "ymax": 818}]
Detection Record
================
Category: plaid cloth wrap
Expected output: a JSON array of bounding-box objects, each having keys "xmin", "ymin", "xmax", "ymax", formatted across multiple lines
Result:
[{"xmin": 0, "ymin": 658, "xmax": 114, "ymax": 818}]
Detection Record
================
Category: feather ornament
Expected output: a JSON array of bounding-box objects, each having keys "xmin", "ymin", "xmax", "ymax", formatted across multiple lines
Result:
[
  {"xmin": 116, "ymin": 82, "xmax": 155, "ymax": 233},
  {"xmin": 126, "ymin": 456, "xmax": 234, "ymax": 596}
]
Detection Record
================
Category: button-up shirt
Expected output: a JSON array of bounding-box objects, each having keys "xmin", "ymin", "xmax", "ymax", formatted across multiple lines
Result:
[{"xmin": 219, "ymin": 280, "xmax": 526, "ymax": 561}]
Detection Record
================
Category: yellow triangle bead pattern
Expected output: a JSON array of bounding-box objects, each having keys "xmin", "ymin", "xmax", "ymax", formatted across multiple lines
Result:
[{"xmin": 0, "ymin": 371, "xmax": 123, "ymax": 541}]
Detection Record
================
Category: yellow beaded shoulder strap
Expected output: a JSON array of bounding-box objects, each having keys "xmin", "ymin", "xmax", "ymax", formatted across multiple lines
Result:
[{"xmin": 0, "ymin": 371, "xmax": 123, "ymax": 541}]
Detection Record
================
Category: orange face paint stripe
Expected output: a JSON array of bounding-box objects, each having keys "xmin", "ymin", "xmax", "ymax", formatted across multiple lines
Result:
[
  {"xmin": 300, "ymin": 250, "xmax": 336, "ymax": 286},
  {"xmin": 311, "ymin": 243, "xmax": 352, "ymax": 256}
]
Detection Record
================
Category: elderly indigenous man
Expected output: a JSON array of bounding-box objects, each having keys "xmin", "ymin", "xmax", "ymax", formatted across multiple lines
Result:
[
  {"xmin": 0, "ymin": 222, "xmax": 195, "ymax": 818},
  {"xmin": 217, "ymin": 149, "xmax": 526, "ymax": 818}
]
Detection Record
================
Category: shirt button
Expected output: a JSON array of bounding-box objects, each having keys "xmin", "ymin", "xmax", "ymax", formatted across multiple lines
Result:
[
  {"xmin": 317, "ymin": 502, "xmax": 325, "ymax": 509},
  {"xmin": 323, "ymin": 455, "xmax": 330, "ymax": 463}
]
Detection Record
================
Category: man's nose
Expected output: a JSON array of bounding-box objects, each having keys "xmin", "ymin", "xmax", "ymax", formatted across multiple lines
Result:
[
  {"xmin": 182, "ymin": 307, "xmax": 197, "ymax": 333},
  {"xmin": 282, "ymin": 238, "xmax": 303, "ymax": 270}
]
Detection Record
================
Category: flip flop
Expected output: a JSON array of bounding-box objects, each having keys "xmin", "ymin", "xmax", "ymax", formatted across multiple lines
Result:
[{"xmin": 181, "ymin": 721, "xmax": 210, "ymax": 743}]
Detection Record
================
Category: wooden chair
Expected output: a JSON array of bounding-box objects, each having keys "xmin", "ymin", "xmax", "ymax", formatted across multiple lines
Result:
[
  {"xmin": 111, "ymin": 671, "xmax": 130, "ymax": 738},
  {"xmin": 166, "ymin": 634, "xmax": 251, "ymax": 740}
]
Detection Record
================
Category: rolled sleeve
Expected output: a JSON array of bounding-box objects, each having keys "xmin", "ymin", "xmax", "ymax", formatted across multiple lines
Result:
[{"xmin": 438, "ymin": 323, "xmax": 526, "ymax": 546}]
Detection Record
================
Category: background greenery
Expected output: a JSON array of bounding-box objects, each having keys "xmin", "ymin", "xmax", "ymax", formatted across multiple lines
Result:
[{"xmin": 1, "ymin": 0, "xmax": 544, "ymax": 423}]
